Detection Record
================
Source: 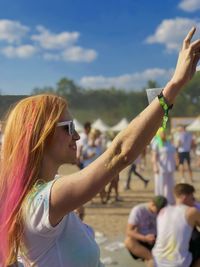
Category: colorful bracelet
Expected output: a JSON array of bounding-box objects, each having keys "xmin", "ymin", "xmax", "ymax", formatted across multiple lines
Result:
[{"xmin": 158, "ymin": 91, "xmax": 173, "ymax": 130}]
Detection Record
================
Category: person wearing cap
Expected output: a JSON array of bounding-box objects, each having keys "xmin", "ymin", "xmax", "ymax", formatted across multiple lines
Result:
[{"xmin": 124, "ymin": 196, "xmax": 167, "ymax": 264}]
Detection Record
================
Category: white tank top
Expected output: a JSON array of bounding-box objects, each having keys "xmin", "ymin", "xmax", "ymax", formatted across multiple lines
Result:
[{"xmin": 152, "ymin": 205, "xmax": 193, "ymax": 267}]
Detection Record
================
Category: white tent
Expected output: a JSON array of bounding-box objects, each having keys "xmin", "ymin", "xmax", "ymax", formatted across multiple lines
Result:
[
  {"xmin": 92, "ymin": 119, "xmax": 110, "ymax": 132},
  {"xmin": 186, "ymin": 116, "xmax": 200, "ymax": 132},
  {"xmin": 110, "ymin": 118, "xmax": 129, "ymax": 132},
  {"xmin": 74, "ymin": 119, "xmax": 84, "ymax": 132}
]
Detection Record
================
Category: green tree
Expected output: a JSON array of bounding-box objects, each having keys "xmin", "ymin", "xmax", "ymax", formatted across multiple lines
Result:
[
  {"xmin": 32, "ymin": 86, "xmax": 55, "ymax": 94},
  {"xmin": 183, "ymin": 72, "xmax": 200, "ymax": 104},
  {"xmin": 56, "ymin": 78, "xmax": 80, "ymax": 97},
  {"xmin": 143, "ymin": 80, "xmax": 160, "ymax": 90}
]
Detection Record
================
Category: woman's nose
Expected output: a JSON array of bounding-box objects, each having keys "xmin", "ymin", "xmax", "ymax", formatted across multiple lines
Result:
[{"xmin": 73, "ymin": 130, "xmax": 80, "ymax": 140}]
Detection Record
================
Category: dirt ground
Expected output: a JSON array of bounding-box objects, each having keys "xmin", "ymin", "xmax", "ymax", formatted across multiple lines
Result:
[{"xmin": 58, "ymin": 154, "xmax": 200, "ymax": 240}]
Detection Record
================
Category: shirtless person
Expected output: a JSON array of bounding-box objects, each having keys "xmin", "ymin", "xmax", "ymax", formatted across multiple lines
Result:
[{"xmin": 152, "ymin": 183, "xmax": 200, "ymax": 267}]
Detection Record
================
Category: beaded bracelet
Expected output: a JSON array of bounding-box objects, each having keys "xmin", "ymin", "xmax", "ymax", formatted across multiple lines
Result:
[{"xmin": 158, "ymin": 91, "xmax": 173, "ymax": 130}]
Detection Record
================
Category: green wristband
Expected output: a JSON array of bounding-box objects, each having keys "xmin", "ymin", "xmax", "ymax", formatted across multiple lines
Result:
[{"xmin": 158, "ymin": 92, "xmax": 173, "ymax": 130}]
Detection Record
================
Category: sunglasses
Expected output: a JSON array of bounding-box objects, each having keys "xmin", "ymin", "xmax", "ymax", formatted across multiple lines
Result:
[{"xmin": 57, "ymin": 120, "xmax": 76, "ymax": 135}]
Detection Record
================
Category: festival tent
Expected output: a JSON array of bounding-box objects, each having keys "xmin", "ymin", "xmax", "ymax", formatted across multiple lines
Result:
[
  {"xmin": 110, "ymin": 118, "xmax": 129, "ymax": 132},
  {"xmin": 186, "ymin": 116, "xmax": 200, "ymax": 132},
  {"xmin": 92, "ymin": 119, "xmax": 110, "ymax": 132},
  {"xmin": 74, "ymin": 119, "xmax": 84, "ymax": 132}
]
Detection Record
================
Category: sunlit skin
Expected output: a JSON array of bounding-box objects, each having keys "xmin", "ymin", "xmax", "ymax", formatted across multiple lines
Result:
[{"xmin": 40, "ymin": 109, "xmax": 80, "ymax": 182}]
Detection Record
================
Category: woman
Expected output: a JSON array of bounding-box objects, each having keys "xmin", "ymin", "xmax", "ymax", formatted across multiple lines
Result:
[{"xmin": 0, "ymin": 27, "xmax": 200, "ymax": 267}]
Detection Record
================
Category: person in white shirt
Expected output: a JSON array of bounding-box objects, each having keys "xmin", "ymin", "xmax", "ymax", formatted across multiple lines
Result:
[
  {"xmin": 76, "ymin": 121, "xmax": 91, "ymax": 169},
  {"xmin": 0, "ymin": 27, "xmax": 200, "ymax": 267},
  {"xmin": 152, "ymin": 183, "xmax": 200, "ymax": 267},
  {"xmin": 124, "ymin": 196, "xmax": 167, "ymax": 265},
  {"xmin": 152, "ymin": 128, "xmax": 176, "ymax": 204},
  {"xmin": 177, "ymin": 125, "xmax": 194, "ymax": 182},
  {"xmin": 82, "ymin": 128, "xmax": 103, "ymax": 168},
  {"xmin": 82, "ymin": 128, "xmax": 106, "ymax": 203}
]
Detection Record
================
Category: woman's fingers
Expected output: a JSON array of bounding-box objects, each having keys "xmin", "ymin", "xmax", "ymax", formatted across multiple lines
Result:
[
  {"xmin": 191, "ymin": 54, "xmax": 200, "ymax": 77},
  {"xmin": 190, "ymin": 39, "xmax": 200, "ymax": 50},
  {"xmin": 183, "ymin": 27, "xmax": 196, "ymax": 49}
]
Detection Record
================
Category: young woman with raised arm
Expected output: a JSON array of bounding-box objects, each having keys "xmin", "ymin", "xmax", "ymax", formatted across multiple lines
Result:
[{"xmin": 0, "ymin": 27, "xmax": 200, "ymax": 267}]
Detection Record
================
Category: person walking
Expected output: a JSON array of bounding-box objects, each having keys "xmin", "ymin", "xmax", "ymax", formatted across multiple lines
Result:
[{"xmin": 125, "ymin": 154, "xmax": 149, "ymax": 190}]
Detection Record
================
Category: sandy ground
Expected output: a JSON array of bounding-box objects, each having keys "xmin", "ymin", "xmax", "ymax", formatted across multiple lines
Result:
[{"xmin": 58, "ymin": 154, "xmax": 200, "ymax": 267}]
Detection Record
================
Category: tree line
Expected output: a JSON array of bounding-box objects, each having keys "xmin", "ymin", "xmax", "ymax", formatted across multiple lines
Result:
[
  {"xmin": 32, "ymin": 73, "xmax": 200, "ymax": 124},
  {"xmin": 1, "ymin": 73, "xmax": 199, "ymax": 124}
]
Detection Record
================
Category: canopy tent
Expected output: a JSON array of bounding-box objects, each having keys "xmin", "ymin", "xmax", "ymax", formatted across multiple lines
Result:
[
  {"xmin": 186, "ymin": 116, "xmax": 200, "ymax": 132},
  {"xmin": 92, "ymin": 119, "xmax": 110, "ymax": 132},
  {"xmin": 73, "ymin": 119, "xmax": 84, "ymax": 132},
  {"xmin": 110, "ymin": 118, "xmax": 129, "ymax": 132}
]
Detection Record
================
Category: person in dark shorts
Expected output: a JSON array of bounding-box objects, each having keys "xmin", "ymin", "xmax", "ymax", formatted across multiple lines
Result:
[
  {"xmin": 124, "ymin": 196, "xmax": 167, "ymax": 264},
  {"xmin": 177, "ymin": 125, "xmax": 194, "ymax": 182}
]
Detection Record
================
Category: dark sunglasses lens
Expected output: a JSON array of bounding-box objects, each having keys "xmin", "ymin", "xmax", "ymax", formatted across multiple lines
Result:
[
  {"xmin": 70, "ymin": 122, "xmax": 75, "ymax": 135},
  {"xmin": 63, "ymin": 125, "xmax": 69, "ymax": 134},
  {"xmin": 63, "ymin": 122, "xmax": 75, "ymax": 135}
]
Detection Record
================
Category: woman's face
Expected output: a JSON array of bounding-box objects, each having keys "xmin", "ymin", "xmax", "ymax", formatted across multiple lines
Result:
[{"xmin": 45, "ymin": 109, "xmax": 80, "ymax": 165}]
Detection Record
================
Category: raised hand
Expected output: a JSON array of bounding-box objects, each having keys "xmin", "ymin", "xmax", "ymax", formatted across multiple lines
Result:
[{"xmin": 171, "ymin": 27, "xmax": 200, "ymax": 87}]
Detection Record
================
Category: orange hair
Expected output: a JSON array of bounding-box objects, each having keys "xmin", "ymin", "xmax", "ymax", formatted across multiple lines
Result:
[{"xmin": 0, "ymin": 94, "xmax": 67, "ymax": 266}]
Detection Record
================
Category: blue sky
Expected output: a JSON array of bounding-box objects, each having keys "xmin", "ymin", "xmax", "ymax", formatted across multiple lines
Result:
[{"xmin": 0, "ymin": 0, "xmax": 200, "ymax": 95}]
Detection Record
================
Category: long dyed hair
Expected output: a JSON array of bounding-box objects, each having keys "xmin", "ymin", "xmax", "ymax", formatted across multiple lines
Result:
[{"xmin": 0, "ymin": 94, "xmax": 67, "ymax": 266}]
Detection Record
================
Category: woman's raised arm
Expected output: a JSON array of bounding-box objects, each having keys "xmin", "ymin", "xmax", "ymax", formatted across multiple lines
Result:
[{"xmin": 49, "ymin": 27, "xmax": 200, "ymax": 226}]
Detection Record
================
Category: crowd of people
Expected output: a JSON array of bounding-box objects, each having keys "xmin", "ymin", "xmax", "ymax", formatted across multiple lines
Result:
[
  {"xmin": 74, "ymin": 119, "xmax": 198, "ymax": 206},
  {"xmin": 0, "ymin": 27, "xmax": 200, "ymax": 267}
]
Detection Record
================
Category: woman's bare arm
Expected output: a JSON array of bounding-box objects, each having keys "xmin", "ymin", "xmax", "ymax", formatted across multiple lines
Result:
[{"xmin": 50, "ymin": 27, "xmax": 200, "ymax": 226}]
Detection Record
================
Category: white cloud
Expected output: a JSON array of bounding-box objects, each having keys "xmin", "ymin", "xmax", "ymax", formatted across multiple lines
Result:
[
  {"xmin": 1, "ymin": 45, "xmax": 37, "ymax": 58},
  {"xmin": 79, "ymin": 68, "xmax": 174, "ymax": 90},
  {"xmin": 0, "ymin": 19, "xmax": 29, "ymax": 43},
  {"xmin": 43, "ymin": 53, "xmax": 61, "ymax": 61},
  {"xmin": 0, "ymin": 21, "xmax": 97, "ymax": 63},
  {"xmin": 179, "ymin": 0, "xmax": 200, "ymax": 12},
  {"xmin": 62, "ymin": 46, "xmax": 97, "ymax": 62},
  {"xmin": 31, "ymin": 26, "xmax": 79, "ymax": 49},
  {"xmin": 146, "ymin": 17, "xmax": 200, "ymax": 52},
  {"xmin": 43, "ymin": 46, "xmax": 97, "ymax": 63}
]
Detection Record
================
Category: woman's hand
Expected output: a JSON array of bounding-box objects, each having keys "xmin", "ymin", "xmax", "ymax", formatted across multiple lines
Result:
[{"xmin": 171, "ymin": 27, "xmax": 200, "ymax": 87}]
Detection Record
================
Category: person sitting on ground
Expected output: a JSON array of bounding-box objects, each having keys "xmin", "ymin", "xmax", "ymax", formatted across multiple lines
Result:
[
  {"xmin": 124, "ymin": 196, "xmax": 167, "ymax": 265},
  {"xmin": 152, "ymin": 183, "xmax": 200, "ymax": 267}
]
